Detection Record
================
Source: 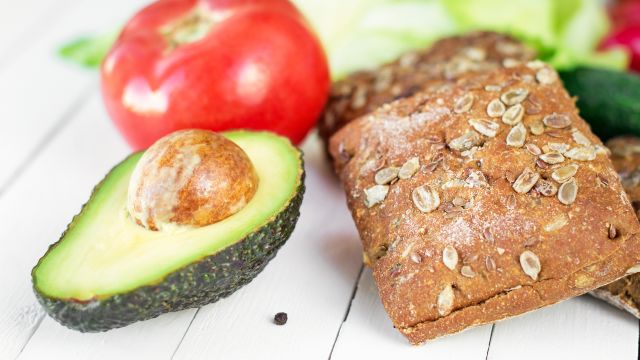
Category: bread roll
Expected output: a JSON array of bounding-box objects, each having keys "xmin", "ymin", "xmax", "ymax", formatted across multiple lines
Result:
[
  {"xmin": 329, "ymin": 63, "xmax": 640, "ymax": 344},
  {"xmin": 319, "ymin": 32, "xmax": 535, "ymax": 147}
]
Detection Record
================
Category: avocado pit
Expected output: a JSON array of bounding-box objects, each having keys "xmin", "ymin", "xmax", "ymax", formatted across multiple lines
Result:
[{"xmin": 127, "ymin": 129, "xmax": 259, "ymax": 231}]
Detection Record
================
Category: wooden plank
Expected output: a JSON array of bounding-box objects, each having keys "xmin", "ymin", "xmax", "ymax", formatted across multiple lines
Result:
[
  {"xmin": 0, "ymin": 94, "xmax": 123, "ymax": 357},
  {"xmin": 330, "ymin": 268, "xmax": 493, "ymax": 360},
  {"xmin": 20, "ymin": 309, "xmax": 195, "ymax": 360},
  {"xmin": 172, "ymin": 137, "xmax": 363, "ymax": 360},
  {"xmin": 0, "ymin": 0, "xmax": 79, "ymax": 68},
  {"xmin": 0, "ymin": 0, "xmax": 148, "ymax": 193},
  {"xmin": 487, "ymin": 295, "xmax": 639, "ymax": 359}
]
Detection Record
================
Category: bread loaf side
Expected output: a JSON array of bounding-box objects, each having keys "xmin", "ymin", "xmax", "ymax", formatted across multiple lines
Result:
[{"xmin": 591, "ymin": 136, "xmax": 640, "ymax": 318}]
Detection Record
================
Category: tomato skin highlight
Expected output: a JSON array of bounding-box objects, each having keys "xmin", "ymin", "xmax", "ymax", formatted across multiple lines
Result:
[{"xmin": 101, "ymin": 0, "xmax": 330, "ymax": 150}]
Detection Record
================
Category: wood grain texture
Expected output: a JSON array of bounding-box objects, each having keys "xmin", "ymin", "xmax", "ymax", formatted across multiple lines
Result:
[
  {"xmin": 0, "ymin": 95, "xmax": 127, "ymax": 358},
  {"xmin": 0, "ymin": 0, "xmax": 151, "ymax": 355},
  {"xmin": 0, "ymin": 0, "xmax": 78, "ymax": 68},
  {"xmin": 487, "ymin": 295, "xmax": 639, "ymax": 359},
  {"xmin": 331, "ymin": 269, "xmax": 493, "ymax": 360},
  {"xmin": 172, "ymin": 137, "xmax": 363, "ymax": 360},
  {"xmin": 19, "ymin": 310, "xmax": 195, "ymax": 360},
  {"xmin": 0, "ymin": 0, "xmax": 148, "ymax": 193}
]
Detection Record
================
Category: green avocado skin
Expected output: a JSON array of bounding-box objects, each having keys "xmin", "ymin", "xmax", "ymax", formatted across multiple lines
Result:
[{"xmin": 32, "ymin": 158, "xmax": 305, "ymax": 333}]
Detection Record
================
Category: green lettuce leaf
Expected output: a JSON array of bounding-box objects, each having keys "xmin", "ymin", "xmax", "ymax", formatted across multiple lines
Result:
[
  {"xmin": 57, "ymin": 0, "xmax": 627, "ymax": 77},
  {"xmin": 298, "ymin": 0, "xmax": 458, "ymax": 79},
  {"xmin": 58, "ymin": 32, "xmax": 118, "ymax": 68}
]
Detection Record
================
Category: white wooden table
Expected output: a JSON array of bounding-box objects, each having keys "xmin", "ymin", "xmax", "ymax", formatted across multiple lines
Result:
[{"xmin": 0, "ymin": 1, "xmax": 638, "ymax": 359}]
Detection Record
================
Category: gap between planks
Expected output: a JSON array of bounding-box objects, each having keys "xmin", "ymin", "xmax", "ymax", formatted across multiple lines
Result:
[
  {"xmin": 11, "ymin": 85, "xmax": 96, "ymax": 359},
  {"xmin": 328, "ymin": 263, "xmax": 365, "ymax": 359},
  {"xmin": 170, "ymin": 308, "xmax": 201, "ymax": 360},
  {"xmin": 16, "ymin": 311, "xmax": 45, "ymax": 359},
  {"xmin": 484, "ymin": 323, "xmax": 495, "ymax": 360},
  {"xmin": 0, "ymin": 81, "xmax": 96, "ymax": 198},
  {"xmin": 167, "ymin": 263, "xmax": 367, "ymax": 359}
]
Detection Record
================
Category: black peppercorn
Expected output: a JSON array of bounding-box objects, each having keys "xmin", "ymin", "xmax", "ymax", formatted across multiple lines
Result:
[{"xmin": 274, "ymin": 312, "xmax": 287, "ymax": 325}]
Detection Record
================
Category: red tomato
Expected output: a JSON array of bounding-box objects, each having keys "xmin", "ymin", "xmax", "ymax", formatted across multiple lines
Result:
[
  {"xmin": 609, "ymin": 0, "xmax": 640, "ymax": 30},
  {"xmin": 601, "ymin": 24, "xmax": 640, "ymax": 72},
  {"xmin": 101, "ymin": 0, "xmax": 330, "ymax": 150}
]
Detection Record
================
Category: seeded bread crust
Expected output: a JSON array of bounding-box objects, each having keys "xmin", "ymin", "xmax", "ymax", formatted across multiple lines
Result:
[
  {"xmin": 318, "ymin": 31, "xmax": 536, "ymax": 147},
  {"xmin": 328, "ymin": 64, "xmax": 640, "ymax": 344},
  {"xmin": 590, "ymin": 136, "xmax": 640, "ymax": 318}
]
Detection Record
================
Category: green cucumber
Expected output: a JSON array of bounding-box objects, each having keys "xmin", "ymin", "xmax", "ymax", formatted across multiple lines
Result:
[{"xmin": 559, "ymin": 67, "xmax": 640, "ymax": 140}]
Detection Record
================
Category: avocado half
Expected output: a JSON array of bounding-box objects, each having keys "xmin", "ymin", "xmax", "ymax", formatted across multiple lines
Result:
[{"xmin": 32, "ymin": 131, "xmax": 305, "ymax": 332}]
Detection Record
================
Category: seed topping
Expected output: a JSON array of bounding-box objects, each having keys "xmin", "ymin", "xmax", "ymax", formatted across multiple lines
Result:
[
  {"xmin": 597, "ymin": 174, "xmax": 609, "ymax": 187},
  {"xmin": 513, "ymin": 168, "xmax": 540, "ymax": 194},
  {"xmin": 487, "ymin": 99, "xmax": 506, "ymax": 117},
  {"xmin": 543, "ymin": 113, "xmax": 571, "ymax": 129},
  {"xmin": 412, "ymin": 185, "xmax": 440, "ymax": 213},
  {"xmin": 546, "ymin": 130, "xmax": 563, "ymax": 138},
  {"xmin": 469, "ymin": 118, "xmax": 499, "ymax": 137},
  {"xmin": 524, "ymin": 236, "xmax": 539, "ymax": 247},
  {"xmin": 454, "ymin": 93, "xmax": 475, "ymax": 113},
  {"xmin": 546, "ymin": 142, "xmax": 570, "ymax": 154},
  {"xmin": 502, "ymin": 58, "xmax": 521, "ymax": 68},
  {"xmin": 483, "ymin": 226, "xmax": 495, "ymax": 243},
  {"xmin": 525, "ymin": 143, "xmax": 542, "ymax": 156},
  {"xmin": 398, "ymin": 157, "xmax": 420, "ymax": 180},
  {"xmin": 462, "ymin": 253, "xmax": 478, "ymax": 264},
  {"xmin": 530, "ymin": 120, "xmax": 545, "ymax": 135},
  {"xmin": 466, "ymin": 170, "xmax": 489, "ymax": 188},
  {"xmin": 608, "ymin": 223, "xmax": 618, "ymax": 240},
  {"xmin": 535, "ymin": 158, "xmax": 548, "ymax": 169},
  {"xmin": 437, "ymin": 284, "xmax": 455, "ymax": 316},
  {"xmin": 364, "ymin": 185, "xmax": 389, "ymax": 208},
  {"xmin": 485, "ymin": 256, "xmax": 496, "ymax": 272},
  {"xmin": 442, "ymin": 245, "xmax": 459, "ymax": 270},
  {"xmin": 535, "ymin": 179, "xmax": 558, "ymax": 197},
  {"xmin": 572, "ymin": 130, "xmax": 591, "ymax": 146},
  {"xmin": 536, "ymin": 67, "xmax": 557, "ymax": 85},
  {"xmin": 558, "ymin": 178, "xmax": 578, "ymax": 205},
  {"xmin": 539, "ymin": 152, "xmax": 565, "ymax": 165},
  {"xmin": 565, "ymin": 146, "xmax": 596, "ymax": 161},
  {"xmin": 500, "ymin": 88, "xmax": 529, "ymax": 106},
  {"xmin": 506, "ymin": 123, "xmax": 527, "ymax": 147},
  {"xmin": 461, "ymin": 265, "xmax": 476, "ymax": 278},
  {"xmin": 520, "ymin": 250, "xmax": 541, "ymax": 281},
  {"xmin": 526, "ymin": 60, "xmax": 546, "ymax": 69},
  {"xmin": 502, "ymin": 104, "xmax": 525, "ymax": 125},
  {"xmin": 552, "ymin": 164, "xmax": 578, "ymax": 183},
  {"xmin": 449, "ymin": 131, "xmax": 482, "ymax": 151},
  {"xmin": 626, "ymin": 264, "xmax": 640, "ymax": 275},
  {"xmin": 375, "ymin": 167, "xmax": 399, "ymax": 185}
]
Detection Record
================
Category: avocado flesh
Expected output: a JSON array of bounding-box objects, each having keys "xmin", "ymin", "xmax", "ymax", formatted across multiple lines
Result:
[{"xmin": 32, "ymin": 131, "xmax": 304, "ymax": 332}]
